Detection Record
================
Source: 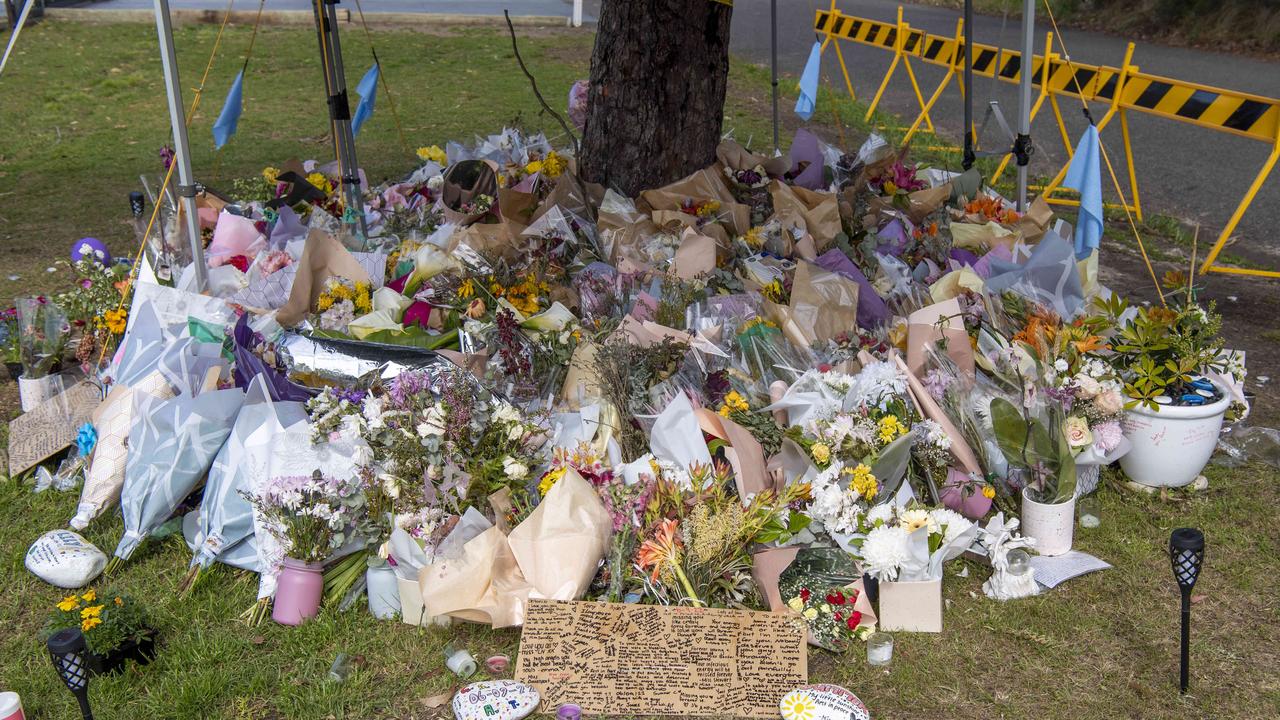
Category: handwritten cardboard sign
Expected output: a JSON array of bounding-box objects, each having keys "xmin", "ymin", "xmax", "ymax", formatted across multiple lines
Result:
[
  {"xmin": 8, "ymin": 381, "xmax": 102, "ymax": 477},
  {"xmin": 515, "ymin": 599, "xmax": 807, "ymax": 718}
]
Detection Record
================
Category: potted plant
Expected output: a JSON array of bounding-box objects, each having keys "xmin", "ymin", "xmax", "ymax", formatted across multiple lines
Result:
[
  {"xmin": 853, "ymin": 502, "xmax": 978, "ymax": 633},
  {"xmin": 44, "ymin": 589, "xmax": 156, "ymax": 676},
  {"xmin": 1098, "ymin": 283, "xmax": 1239, "ymax": 488},
  {"xmin": 990, "ymin": 397, "xmax": 1077, "ymax": 556},
  {"xmin": 245, "ymin": 469, "xmax": 369, "ymax": 626},
  {"xmin": 14, "ymin": 297, "xmax": 69, "ymax": 411}
]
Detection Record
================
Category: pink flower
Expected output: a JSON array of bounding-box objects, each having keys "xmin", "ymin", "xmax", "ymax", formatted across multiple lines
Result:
[
  {"xmin": 1093, "ymin": 420, "xmax": 1123, "ymax": 453},
  {"xmin": 386, "ymin": 272, "xmax": 411, "ymax": 294},
  {"xmin": 403, "ymin": 301, "xmax": 432, "ymax": 329}
]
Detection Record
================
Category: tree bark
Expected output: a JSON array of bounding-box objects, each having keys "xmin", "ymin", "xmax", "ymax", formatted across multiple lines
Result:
[{"xmin": 579, "ymin": 0, "xmax": 733, "ymax": 197}]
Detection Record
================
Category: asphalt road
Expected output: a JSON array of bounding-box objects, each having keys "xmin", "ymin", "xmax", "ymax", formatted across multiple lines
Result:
[{"xmin": 725, "ymin": 0, "xmax": 1280, "ymax": 266}]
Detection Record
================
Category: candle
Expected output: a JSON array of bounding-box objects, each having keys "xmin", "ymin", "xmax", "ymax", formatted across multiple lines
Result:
[
  {"xmin": 866, "ymin": 632, "xmax": 893, "ymax": 666},
  {"xmin": 556, "ymin": 704, "xmax": 582, "ymax": 720},
  {"xmin": 485, "ymin": 655, "xmax": 510, "ymax": 674}
]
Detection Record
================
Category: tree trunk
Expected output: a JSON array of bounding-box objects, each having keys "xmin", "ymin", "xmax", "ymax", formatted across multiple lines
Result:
[{"xmin": 579, "ymin": 0, "xmax": 733, "ymax": 197}]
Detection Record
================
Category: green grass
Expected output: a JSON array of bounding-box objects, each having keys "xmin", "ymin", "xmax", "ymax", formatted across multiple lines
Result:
[{"xmin": 2, "ymin": 19, "xmax": 1280, "ymax": 720}]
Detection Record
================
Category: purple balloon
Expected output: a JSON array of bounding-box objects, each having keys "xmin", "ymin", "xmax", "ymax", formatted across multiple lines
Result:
[{"xmin": 71, "ymin": 237, "xmax": 111, "ymax": 265}]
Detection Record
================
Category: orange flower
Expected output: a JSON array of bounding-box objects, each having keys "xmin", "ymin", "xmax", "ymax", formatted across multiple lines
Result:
[
  {"xmin": 1072, "ymin": 335, "xmax": 1106, "ymax": 354},
  {"xmin": 636, "ymin": 518, "xmax": 683, "ymax": 583}
]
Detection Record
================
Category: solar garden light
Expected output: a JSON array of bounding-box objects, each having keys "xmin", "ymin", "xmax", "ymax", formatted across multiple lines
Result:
[
  {"xmin": 47, "ymin": 627, "xmax": 94, "ymax": 720},
  {"xmin": 1169, "ymin": 528, "xmax": 1205, "ymax": 695}
]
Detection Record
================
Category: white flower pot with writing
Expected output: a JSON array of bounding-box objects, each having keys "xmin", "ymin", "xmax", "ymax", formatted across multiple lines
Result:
[
  {"xmin": 1119, "ymin": 388, "xmax": 1230, "ymax": 488},
  {"xmin": 1021, "ymin": 489, "xmax": 1074, "ymax": 557},
  {"xmin": 18, "ymin": 373, "xmax": 61, "ymax": 412}
]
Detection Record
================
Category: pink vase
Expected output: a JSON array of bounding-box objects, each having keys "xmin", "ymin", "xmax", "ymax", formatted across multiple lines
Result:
[
  {"xmin": 272, "ymin": 558, "xmax": 324, "ymax": 626},
  {"xmin": 940, "ymin": 467, "xmax": 993, "ymax": 520}
]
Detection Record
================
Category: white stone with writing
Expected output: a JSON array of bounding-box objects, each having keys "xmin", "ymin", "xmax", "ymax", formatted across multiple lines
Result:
[
  {"xmin": 779, "ymin": 684, "xmax": 870, "ymax": 720},
  {"xmin": 452, "ymin": 680, "xmax": 539, "ymax": 720}
]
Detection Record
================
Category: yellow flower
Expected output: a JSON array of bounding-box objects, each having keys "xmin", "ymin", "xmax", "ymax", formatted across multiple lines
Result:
[
  {"xmin": 262, "ymin": 166, "xmax": 281, "ymax": 185},
  {"xmin": 723, "ymin": 391, "xmax": 749, "ymax": 413},
  {"xmin": 802, "ymin": 607, "xmax": 819, "ymax": 621},
  {"xmin": 525, "ymin": 160, "xmax": 544, "ymax": 175},
  {"xmin": 81, "ymin": 590, "xmax": 96, "ymax": 603},
  {"xmin": 102, "ymin": 308, "xmax": 127, "ymax": 334},
  {"xmin": 80, "ymin": 605, "xmax": 104, "ymax": 619},
  {"xmin": 416, "ymin": 145, "xmax": 447, "ymax": 165},
  {"xmin": 845, "ymin": 463, "xmax": 878, "ymax": 501},
  {"xmin": 982, "ymin": 485, "xmax": 996, "ymax": 499},
  {"xmin": 718, "ymin": 406, "xmax": 730, "ymax": 418},
  {"xmin": 883, "ymin": 180, "xmax": 898, "ymax": 195},
  {"xmin": 114, "ymin": 597, "xmax": 124, "ymax": 606},
  {"xmin": 81, "ymin": 617, "xmax": 102, "ymax": 632},
  {"xmin": 742, "ymin": 227, "xmax": 765, "ymax": 249},
  {"xmin": 57, "ymin": 596, "xmax": 79, "ymax": 612},
  {"xmin": 877, "ymin": 415, "xmax": 906, "ymax": 444},
  {"xmin": 541, "ymin": 151, "xmax": 566, "ymax": 178},
  {"xmin": 538, "ymin": 466, "xmax": 566, "ymax": 496},
  {"xmin": 810, "ymin": 443, "xmax": 831, "ymax": 465},
  {"xmin": 787, "ymin": 596, "xmax": 805, "ymax": 613},
  {"xmin": 306, "ymin": 172, "xmax": 332, "ymax": 194},
  {"xmin": 316, "ymin": 294, "xmax": 335, "ymax": 312},
  {"xmin": 457, "ymin": 278, "xmax": 476, "ymax": 299}
]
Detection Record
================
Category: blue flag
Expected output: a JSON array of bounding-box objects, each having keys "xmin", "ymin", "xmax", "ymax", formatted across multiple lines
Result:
[
  {"xmin": 212, "ymin": 70, "xmax": 244, "ymax": 150},
  {"xmin": 1063, "ymin": 124, "xmax": 1103, "ymax": 260},
  {"xmin": 795, "ymin": 41, "xmax": 822, "ymax": 120},
  {"xmin": 352, "ymin": 63, "xmax": 379, "ymax": 136}
]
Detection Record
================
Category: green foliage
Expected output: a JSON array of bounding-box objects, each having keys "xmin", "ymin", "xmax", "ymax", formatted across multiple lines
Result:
[
  {"xmin": 989, "ymin": 397, "xmax": 1077, "ymax": 504},
  {"xmin": 1096, "ymin": 294, "xmax": 1226, "ymax": 410},
  {"xmin": 45, "ymin": 589, "xmax": 152, "ymax": 657}
]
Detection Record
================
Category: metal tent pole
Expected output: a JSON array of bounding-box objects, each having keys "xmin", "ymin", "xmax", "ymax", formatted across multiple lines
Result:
[
  {"xmin": 1014, "ymin": 0, "xmax": 1036, "ymax": 210},
  {"xmin": 770, "ymin": 0, "xmax": 779, "ymax": 153},
  {"xmin": 311, "ymin": 0, "xmax": 368, "ymax": 242},
  {"xmin": 962, "ymin": 0, "xmax": 975, "ymax": 170},
  {"xmin": 152, "ymin": 0, "xmax": 207, "ymax": 291}
]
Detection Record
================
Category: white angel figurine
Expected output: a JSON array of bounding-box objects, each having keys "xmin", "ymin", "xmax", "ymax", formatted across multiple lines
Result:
[{"xmin": 981, "ymin": 512, "xmax": 1040, "ymax": 600}]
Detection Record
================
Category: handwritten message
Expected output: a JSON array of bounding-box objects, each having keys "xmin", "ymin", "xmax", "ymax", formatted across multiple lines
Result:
[
  {"xmin": 515, "ymin": 599, "xmax": 806, "ymax": 718},
  {"xmin": 8, "ymin": 381, "xmax": 101, "ymax": 476}
]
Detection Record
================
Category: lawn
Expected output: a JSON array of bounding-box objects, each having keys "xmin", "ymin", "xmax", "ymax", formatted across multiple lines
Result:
[{"xmin": 1, "ymin": 18, "xmax": 1279, "ymax": 720}]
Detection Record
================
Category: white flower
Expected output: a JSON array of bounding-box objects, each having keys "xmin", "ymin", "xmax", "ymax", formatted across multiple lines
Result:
[
  {"xmin": 426, "ymin": 174, "xmax": 444, "ymax": 192},
  {"xmin": 928, "ymin": 507, "xmax": 973, "ymax": 544},
  {"xmin": 865, "ymin": 503, "xmax": 896, "ymax": 526},
  {"xmin": 507, "ymin": 424, "xmax": 525, "ymax": 441},
  {"xmin": 898, "ymin": 507, "xmax": 938, "ymax": 535},
  {"xmin": 1053, "ymin": 358, "xmax": 1069, "ymax": 373},
  {"xmin": 381, "ymin": 474, "xmax": 401, "ymax": 499},
  {"xmin": 1074, "ymin": 373, "xmax": 1101, "ymax": 399},
  {"xmin": 846, "ymin": 360, "xmax": 908, "ymax": 410},
  {"xmin": 914, "ymin": 419, "xmax": 952, "ymax": 450},
  {"xmin": 417, "ymin": 403, "xmax": 447, "ymax": 438},
  {"xmin": 362, "ymin": 396, "xmax": 386, "ymax": 431},
  {"xmin": 502, "ymin": 456, "xmax": 529, "ymax": 480},
  {"xmin": 860, "ymin": 525, "xmax": 911, "ymax": 581},
  {"xmin": 351, "ymin": 443, "xmax": 374, "ymax": 467},
  {"xmin": 492, "ymin": 402, "xmax": 522, "ymax": 424}
]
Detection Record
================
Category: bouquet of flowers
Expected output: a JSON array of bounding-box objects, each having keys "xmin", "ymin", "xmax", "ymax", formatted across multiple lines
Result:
[
  {"xmin": 245, "ymin": 469, "xmax": 370, "ymax": 564},
  {"xmin": 855, "ymin": 502, "xmax": 977, "ymax": 582},
  {"xmin": 779, "ymin": 580, "xmax": 871, "ymax": 650},
  {"xmin": 15, "ymin": 296, "xmax": 70, "ymax": 379}
]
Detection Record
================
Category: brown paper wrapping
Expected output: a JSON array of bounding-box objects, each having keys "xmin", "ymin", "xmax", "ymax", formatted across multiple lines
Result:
[
  {"xmin": 277, "ymin": 230, "xmax": 375, "ymax": 326},
  {"xmin": 905, "ymin": 298, "xmax": 975, "ymax": 378},
  {"xmin": 1015, "ymin": 195, "xmax": 1054, "ymax": 244},
  {"xmin": 497, "ymin": 187, "xmax": 537, "ymax": 239},
  {"xmin": 868, "ymin": 184, "xmax": 952, "ymax": 225},
  {"xmin": 694, "ymin": 408, "xmax": 772, "ymax": 499},
  {"xmin": 765, "ymin": 260, "xmax": 860, "ymax": 348},
  {"xmin": 640, "ymin": 168, "xmax": 751, "ymax": 236},
  {"xmin": 450, "ymin": 222, "xmax": 520, "ymax": 264},
  {"xmin": 673, "ymin": 228, "xmax": 717, "ymax": 280},
  {"xmin": 419, "ymin": 467, "xmax": 611, "ymax": 628},
  {"xmin": 716, "ymin": 140, "xmax": 791, "ymax": 178},
  {"xmin": 769, "ymin": 181, "xmax": 841, "ymax": 250}
]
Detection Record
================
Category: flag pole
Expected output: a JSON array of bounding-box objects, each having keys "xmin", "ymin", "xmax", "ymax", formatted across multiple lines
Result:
[
  {"xmin": 152, "ymin": 0, "xmax": 207, "ymax": 291},
  {"xmin": 770, "ymin": 0, "xmax": 779, "ymax": 154},
  {"xmin": 1014, "ymin": 0, "xmax": 1036, "ymax": 210},
  {"xmin": 961, "ymin": 0, "xmax": 974, "ymax": 170}
]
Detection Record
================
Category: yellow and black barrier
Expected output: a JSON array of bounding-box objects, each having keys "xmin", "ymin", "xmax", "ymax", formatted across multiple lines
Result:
[{"xmin": 814, "ymin": 2, "xmax": 1280, "ymax": 279}]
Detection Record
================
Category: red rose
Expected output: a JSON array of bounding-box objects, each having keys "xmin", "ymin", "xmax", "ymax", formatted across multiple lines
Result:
[
  {"xmin": 826, "ymin": 591, "xmax": 845, "ymax": 605},
  {"xmin": 833, "ymin": 612, "xmax": 843, "ymax": 622},
  {"xmin": 227, "ymin": 255, "xmax": 251, "ymax": 273},
  {"xmin": 799, "ymin": 588, "xmax": 811, "ymax": 602},
  {"xmin": 846, "ymin": 611, "xmax": 863, "ymax": 629}
]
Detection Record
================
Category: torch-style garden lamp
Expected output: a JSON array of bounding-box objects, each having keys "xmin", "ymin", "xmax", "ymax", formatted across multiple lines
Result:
[
  {"xmin": 1169, "ymin": 527, "xmax": 1205, "ymax": 694},
  {"xmin": 47, "ymin": 627, "xmax": 94, "ymax": 720}
]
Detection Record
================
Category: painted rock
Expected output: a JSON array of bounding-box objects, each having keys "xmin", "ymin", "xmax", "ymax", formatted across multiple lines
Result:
[
  {"xmin": 779, "ymin": 684, "xmax": 870, "ymax": 720},
  {"xmin": 452, "ymin": 679, "xmax": 539, "ymax": 720}
]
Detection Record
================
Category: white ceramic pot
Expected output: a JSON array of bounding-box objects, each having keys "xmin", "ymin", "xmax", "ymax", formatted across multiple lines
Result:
[
  {"xmin": 18, "ymin": 373, "xmax": 61, "ymax": 412},
  {"xmin": 1119, "ymin": 386, "xmax": 1230, "ymax": 488},
  {"xmin": 1021, "ymin": 489, "xmax": 1075, "ymax": 557}
]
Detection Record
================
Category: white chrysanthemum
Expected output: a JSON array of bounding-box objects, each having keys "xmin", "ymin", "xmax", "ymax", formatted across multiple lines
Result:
[
  {"xmin": 846, "ymin": 360, "xmax": 909, "ymax": 410},
  {"xmin": 860, "ymin": 525, "xmax": 911, "ymax": 581},
  {"xmin": 914, "ymin": 419, "xmax": 952, "ymax": 450},
  {"xmin": 929, "ymin": 507, "xmax": 974, "ymax": 544},
  {"xmin": 502, "ymin": 456, "xmax": 528, "ymax": 480},
  {"xmin": 865, "ymin": 503, "xmax": 896, "ymax": 526},
  {"xmin": 492, "ymin": 401, "xmax": 522, "ymax": 424},
  {"xmin": 827, "ymin": 414, "xmax": 855, "ymax": 443}
]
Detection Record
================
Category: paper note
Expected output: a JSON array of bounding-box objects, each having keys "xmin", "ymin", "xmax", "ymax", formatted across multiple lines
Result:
[
  {"xmin": 1031, "ymin": 550, "xmax": 1112, "ymax": 589},
  {"xmin": 8, "ymin": 381, "xmax": 102, "ymax": 477},
  {"xmin": 515, "ymin": 599, "xmax": 807, "ymax": 718}
]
